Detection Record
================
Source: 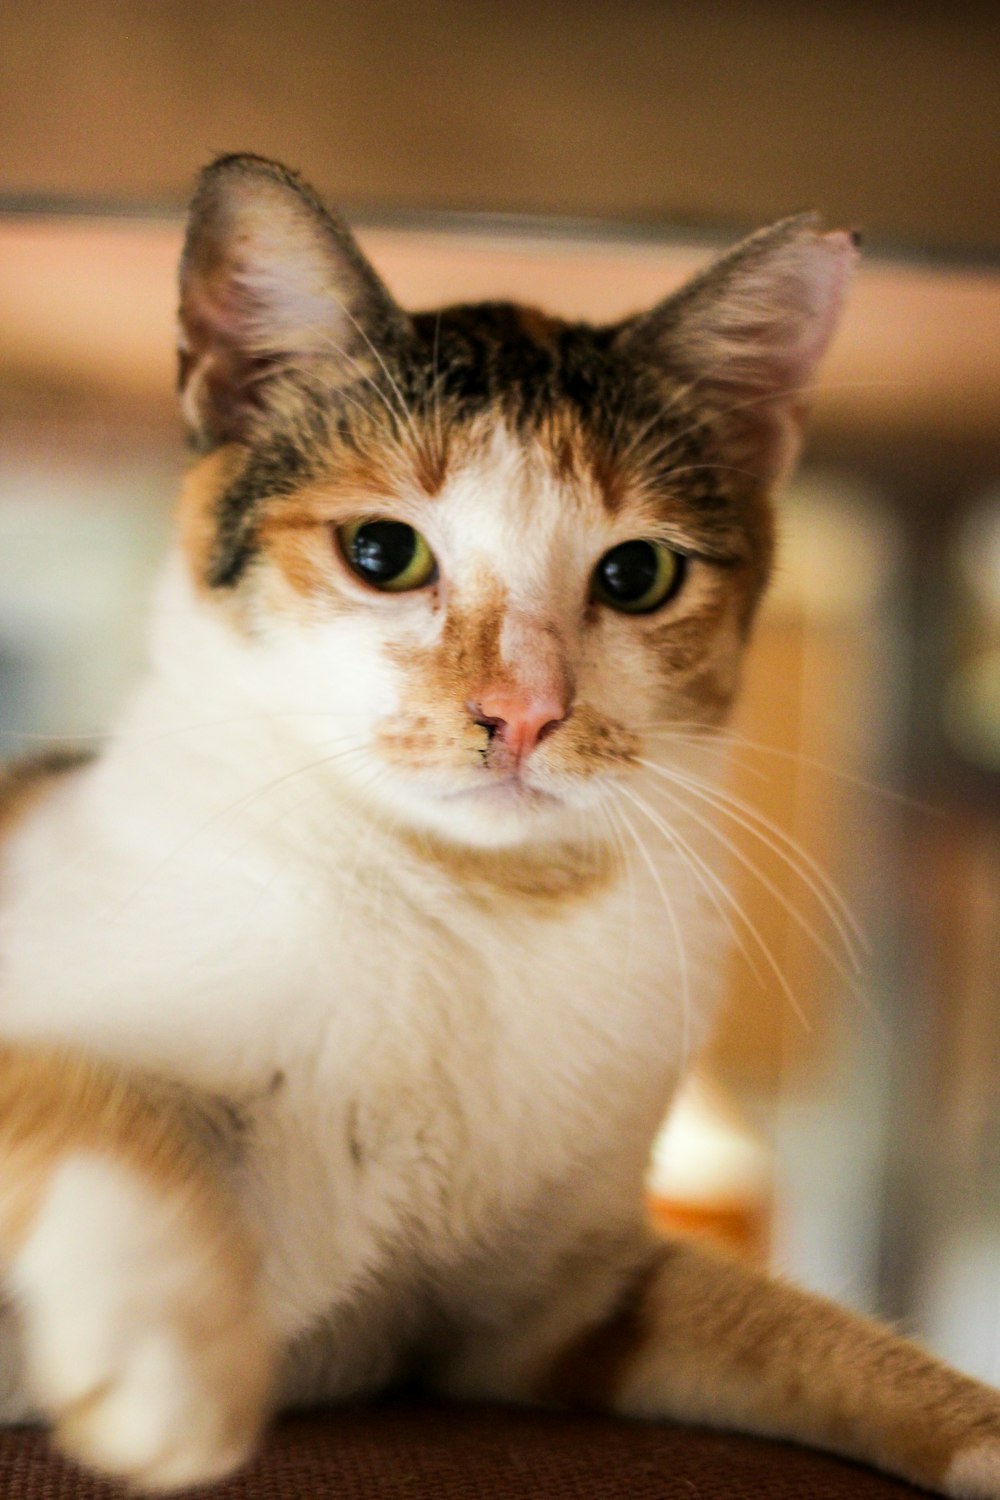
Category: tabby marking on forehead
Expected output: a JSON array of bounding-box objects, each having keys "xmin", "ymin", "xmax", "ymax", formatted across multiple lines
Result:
[{"xmin": 185, "ymin": 298, "xmax": 766, "ymax": 597}]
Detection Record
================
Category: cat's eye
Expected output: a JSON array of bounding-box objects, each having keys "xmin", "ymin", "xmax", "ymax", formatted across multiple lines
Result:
[
  {"xmin": 592, "ymin": 540, "xmax": 686, "ymax": 614},
  {"xmin": 337, "ymin": 520, "xmax": 438, "ymax": 593}
]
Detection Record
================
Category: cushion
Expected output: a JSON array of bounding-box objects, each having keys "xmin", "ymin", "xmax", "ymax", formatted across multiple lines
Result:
[{"xmin": 0, "ymin": 1398, "xmax": 931, "ymax": 1498}]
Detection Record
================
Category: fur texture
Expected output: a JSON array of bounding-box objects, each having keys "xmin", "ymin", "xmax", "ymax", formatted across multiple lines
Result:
[{"xmin": 0, "ymin": 154, "xmax": 997, "ymax": 1495}]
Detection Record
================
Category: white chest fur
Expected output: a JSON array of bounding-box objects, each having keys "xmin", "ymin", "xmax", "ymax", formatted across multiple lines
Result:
[{"xmin": 0, "ymin": 596, "xmax": 725, "ymax": 1351}]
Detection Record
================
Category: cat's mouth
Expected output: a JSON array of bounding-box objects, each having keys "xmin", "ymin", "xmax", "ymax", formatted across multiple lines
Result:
[{"xmin": 443, "ymin": 772, "xmax": 561, "ymax": 809}]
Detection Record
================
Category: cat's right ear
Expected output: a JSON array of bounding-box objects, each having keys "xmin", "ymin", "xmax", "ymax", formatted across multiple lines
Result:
[{"xmin": 178, "ymin": 154, "xmax": 411, "ymax": 450}]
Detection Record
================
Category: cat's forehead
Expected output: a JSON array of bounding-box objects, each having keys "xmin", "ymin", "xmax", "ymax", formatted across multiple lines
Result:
[
  {"xmin": 416, "ymin": 422, "xmax": 612, "ymax": 600},
  {"xmin": 409, "ymin": 302, "xmax": 622, "ymax": 429},
  {"xmin": 189, "ymin": 298, "xmax": 766, "ymax": 594},
  {"xmin": 404, "ymin": 303, "xmax": 763, "ymax": 564}
]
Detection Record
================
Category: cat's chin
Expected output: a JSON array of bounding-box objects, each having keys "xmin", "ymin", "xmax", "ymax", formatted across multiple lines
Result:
[
  {"xmin": 371, "ymin": 771, "xmax": 587, "ymax": 850},
  {"xmin": 427, "ymin": 791, "xmax": 573, "ymax": 849},
  {"xmin": 443, "ymin": 777, "xmax": 560, "ymax": 813}
]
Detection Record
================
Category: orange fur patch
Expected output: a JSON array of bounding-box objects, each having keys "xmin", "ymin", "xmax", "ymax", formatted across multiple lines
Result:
[
  {"xmin": 0, "ymin": 754, "xmax": 89, "ymax": 840},
  {"xmin": 543, "ymin": 704, "xmax": 640, "ymax": 777},
  {"xmin": 535, "ymin": 1251, "xmax": 665, "ymax": 1409},
  {"xmin": 533, "ymin": 405, "xmax": 625, "ymax": 514},
  {"xmin": 388, "ymin": 568, "xmax": 511, "ymax": 709},
  {"xmin": 537, "ymin": 1236, "xmax": 1000, "ymax": 1493},
  {"xmin": 0, "ymin": 1043, "xmax": 246, "ymax": 1258},
  {"xmin": 0, "ymin": 1041, "xmax": 272, "ymax": 1483},
  {"xmin": 177, "ymin": 446, "xmax": 245, "ymax": 593},
  {"xmin": 402, "ymin": 827, "xmax": 619, "ymax": 910}
]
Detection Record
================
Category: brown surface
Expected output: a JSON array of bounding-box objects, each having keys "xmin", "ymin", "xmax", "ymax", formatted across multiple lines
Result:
[
  {"xmin": 0, "ymin": 1400, "xmax": 936, "ymax": 1499},
  {"xmin": 3, "ymin": 1, "xmax": 1000, "ymax": 255}
]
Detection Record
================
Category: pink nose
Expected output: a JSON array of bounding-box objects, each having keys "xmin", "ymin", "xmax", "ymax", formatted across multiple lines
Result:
[{"xmin": 473, "ymin": 688, "xmax": 569, "ymax": 761}]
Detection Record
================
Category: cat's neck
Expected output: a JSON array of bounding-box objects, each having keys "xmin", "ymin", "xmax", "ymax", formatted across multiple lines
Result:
[{"xmin": 396, "ymin": 824, "xmax": 621, "ymax": 908}]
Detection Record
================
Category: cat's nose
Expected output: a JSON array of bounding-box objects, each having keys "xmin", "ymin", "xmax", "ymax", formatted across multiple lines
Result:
[{"xmin": 472, "ymin": 689, "xmax": 569, "ymax": 761}]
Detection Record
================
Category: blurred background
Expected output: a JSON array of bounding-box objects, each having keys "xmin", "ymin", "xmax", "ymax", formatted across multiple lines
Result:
[{"xmin": 2, "ymin": 0, "xmax": 999, "ymax": 1378}]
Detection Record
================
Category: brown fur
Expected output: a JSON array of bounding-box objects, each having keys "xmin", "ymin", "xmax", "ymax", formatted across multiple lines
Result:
[
  {"xmin": 0, "ymin": 753, "xmax": 91, "ymax": 839},
  {"xmin": 177, "ymin": 447, "xmax": 245, "ymax": 594},
  {"xmin": 0, "ymin": 1041, "xmax": 271, "ymax": 1473},
  {"xmin": 535, "ymin": 1252, "xmax": 665, "ymax": 1409},
  {"xmin": 401, "ymin": 828, "xmax": 619, "ymax": 911},
  {"xmin": 387, "ymin": 567, "xmax": 511, "ymax": 712},
  {"xmin": 534, "ymin": 1237, "xmax": 1000, "ymax": 1493}
]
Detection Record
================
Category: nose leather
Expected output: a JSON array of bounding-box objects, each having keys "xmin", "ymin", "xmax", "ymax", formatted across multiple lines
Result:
[{"xmin": 475, "ymin": 689, "xmax": 568, "ymax": 760}]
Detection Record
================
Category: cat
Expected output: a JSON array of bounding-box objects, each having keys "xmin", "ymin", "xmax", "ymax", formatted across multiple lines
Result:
[{"xmin": 0, "ymin": 152, "xmax": 998, "ymax": 1497}]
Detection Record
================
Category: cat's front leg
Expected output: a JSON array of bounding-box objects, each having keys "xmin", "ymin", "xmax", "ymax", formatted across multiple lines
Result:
[
  {"xmin": 444, "ymin": 1235, "xmax": 1000, "ymax": 1498},
  {"xmin": 0, "ymin": 1042, "xmax": 272, "ymax": 1489}
]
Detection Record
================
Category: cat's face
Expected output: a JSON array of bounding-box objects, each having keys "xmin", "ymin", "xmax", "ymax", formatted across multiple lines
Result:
[{"xmin": 174, "ymin": 155, "xmax": 854, "ymax": 848}]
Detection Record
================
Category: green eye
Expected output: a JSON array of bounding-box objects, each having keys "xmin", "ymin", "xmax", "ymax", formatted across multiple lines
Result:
[
  {"xmin": 338, "ymin": 519, "xmax": 438, "ymax": 592},
  {"xmin": 592, "ymin": 540, "xmax": 685, "ymax": 614}
]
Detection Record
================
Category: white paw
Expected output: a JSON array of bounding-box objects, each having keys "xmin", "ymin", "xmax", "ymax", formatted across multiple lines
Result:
[
  {"xmin": 9, "ymin": 1152, "xmax": 271, "ymax": 1489},
  {"xmin": 945, "ymin": 1439, "xmax": 1000, "ymax": 1499}
]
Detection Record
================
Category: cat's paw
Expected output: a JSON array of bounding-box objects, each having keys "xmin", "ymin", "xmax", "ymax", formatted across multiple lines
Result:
[
  {"xmin": 9, "ymin": 1151, "xmax": 272, "ymax": 1490},
  {"xmin": 945, "ymin": 1440, "xmax": 1000, "ymax": 1499}
]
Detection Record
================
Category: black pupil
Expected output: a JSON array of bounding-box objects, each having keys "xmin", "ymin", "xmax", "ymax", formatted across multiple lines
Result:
[
  {"xmin": 352, "ymin": 522, "xmax": 416, "ymax": 582},
  {"xmin": 598, "ymin": 541, "xmax": 659, "ymax": 602}
]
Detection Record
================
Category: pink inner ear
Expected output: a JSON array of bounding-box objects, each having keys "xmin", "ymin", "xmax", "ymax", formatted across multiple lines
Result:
[
  {"xmin": 177, "ymin": 157, "xmax": 410, "ymax": 446},
  {"xmin": 705, "ymin": 228, "xmax": 859, "ymax": 399},
  {"xmin": 650, "ymin": 223, "xmax": 859, "ymax": 488},
  {"xmin": 775, "ymin": 230, "xmax": 858, "ymax": 388}
]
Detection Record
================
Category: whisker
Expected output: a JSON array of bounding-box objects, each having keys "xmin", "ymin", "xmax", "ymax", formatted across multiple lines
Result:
[
  {"xmin": 611, "ymin": 797, "xmax": 694, "ymax": 1067},
  {"xmin": 301, "ymin": 326, "xmax": 414, "ymax": 448},
  {"xmin": 595, "ymin": 798, "xmax": 638, "ymax": 990},
  {"xmin": 637, "ymin": 727, "xmax": 770, "ymax": 783},
  {"xmin": 105, "ymin": 739, "xmax": 372, "ymax": 917},
  {"xmin": 262, "ymin": 352, "xmax": 376, "ymax": 429},
  {"xmin": 314, "ymin": 293, "xmax": 424, "ymax": 457},
  {"xmin": 624, "ymin": 376, "xmax": 907, "ymax": 480},
  {"xmin": 2, "ymin": 709, "xmax": 375, "ymax": 757},
  {"xmin": 645, "ymin": 723, "xmax": 938, "ymax": 814},
  {"xmin": 637, "ymin": 770, "xmax": 863, "ymax": 998},
  {"xmin": 611, "ymin": 780, "xmax": 801, "ymax": 1019},
  {"xmin": 431, "ymin": 307, "xmax": 445, "ymax": 465},
  {"xmin": 636, "ymin": 756, "xmax": 866, "ymax": 965}
]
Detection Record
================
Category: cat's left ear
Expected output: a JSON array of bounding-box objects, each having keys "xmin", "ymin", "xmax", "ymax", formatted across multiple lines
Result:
[
  {"xmin": 615, "ymin": 214, "xmax": 858, "ymax": 487},
  {"xmin": 178, "ymin": 153, "xmax": 412, "ymax": 450}
]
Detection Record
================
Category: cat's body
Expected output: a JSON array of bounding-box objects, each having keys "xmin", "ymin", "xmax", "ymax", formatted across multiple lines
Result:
[
  {"xmin": 0, "ymin": 646, "xmax": 690, "ymax": 1343},
  {"xmin": 0, "ymin": 155, "xmax": 999, "ymax": 1496}
]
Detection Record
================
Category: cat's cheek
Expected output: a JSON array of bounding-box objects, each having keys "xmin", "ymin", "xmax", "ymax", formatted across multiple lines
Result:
[{"xmin": 245, "ymin": 613, "xmax": 399, "ymax": 734}]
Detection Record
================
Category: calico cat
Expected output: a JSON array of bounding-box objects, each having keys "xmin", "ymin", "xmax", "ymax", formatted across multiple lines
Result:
[{"xmin": 0, "ymin": 153, "xmax": 998, "ymax": 1497}]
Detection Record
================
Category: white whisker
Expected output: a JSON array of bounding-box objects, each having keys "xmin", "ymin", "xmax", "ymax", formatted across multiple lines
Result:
[
  {"xmin": 645, "ymin": 723, "xmax": 936, "ymax": 814},
  {"xmin": 612, "ymin": 780, "xmax": 811, "ymax": 1030},
  {"xmin": 314, "ymin": 294, "xmax": 423, "ymax": 457},
  {"xmin": 636, "ymin": 756, "xmax": 866, "ymax": 966},
  {"xmin": 595, "ymin": 798, "xmax": 638, "ymax": 990},
  {"xmin": 611, "ymin": 796, "xmax": 694, "ymax": 1067},
  {"xmin": 637, "ymin": 769, "xmax": 862, "ymax": 999}
]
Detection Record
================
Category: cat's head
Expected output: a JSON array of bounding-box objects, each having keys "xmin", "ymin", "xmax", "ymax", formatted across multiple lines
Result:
[{"xmin": 173, "ymin": 154, "xmax": 855, "ymax": 848}]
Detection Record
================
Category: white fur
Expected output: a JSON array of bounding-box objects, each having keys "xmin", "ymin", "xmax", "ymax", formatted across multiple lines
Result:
[
  {"xmin": 9, "ymin": 1154, "xmax": 260, "ymax": 1486},
  {"xmin": 0, "ymin": 426, "xmax": 732, "ymax": 1471}
]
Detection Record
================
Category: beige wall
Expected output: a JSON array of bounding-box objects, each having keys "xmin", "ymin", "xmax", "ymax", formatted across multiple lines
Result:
[{"xmin": 3, "ymin": 1, "xmax": 999, "ymax": 254}]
